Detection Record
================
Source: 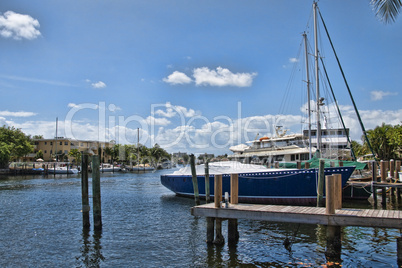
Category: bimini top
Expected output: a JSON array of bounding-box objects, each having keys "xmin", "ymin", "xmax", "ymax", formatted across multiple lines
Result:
[{"xmin": 171, "ymin": 161, "xmax": 285, "ymax": 176}]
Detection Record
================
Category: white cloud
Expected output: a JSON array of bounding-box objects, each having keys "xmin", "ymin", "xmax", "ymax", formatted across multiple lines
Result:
[
  {"xmin": 91, "ymin": 81, "xmax": 107, "ymax": 89},
  {"xmin": 163, "ymin": 71, "xmax": 192, "ymax": 85},
  {"xmin": 0, "ymin": 110, "xmax": 37, "ymax": 117},
  {"xmin": 193, "ymin": 67, "xmax": 257, "ymax": 87},
  {"xmin": 154, "ymin": 102, "xmax": 198, "ymax": 118},
  {"xmin": 146, "ymin": 116, "xmax": 171, "ymax": 126},
  {"xmin": 370, "ymin": 90, "xmax": 398, "ymax": 101},
  {"xmin": 0, "ymin": 11, "xmax": 41, "ymax": 40},
  {"xmin": 289, "ymin": 57, "xmax": 299, "ymax": 63}
]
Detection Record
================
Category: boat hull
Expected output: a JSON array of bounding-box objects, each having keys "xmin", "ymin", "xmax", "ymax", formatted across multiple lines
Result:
[{"xmin": 161, "ymin": 166, "xmax": 355, "ymax": 205}]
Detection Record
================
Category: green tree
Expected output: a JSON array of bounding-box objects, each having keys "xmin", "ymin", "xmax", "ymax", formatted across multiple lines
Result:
[
  {"xmin": 365, "ymin": 123, "xmax": 397, "ymax": 160},
  {"xmin": 0, "ymin": 126, "xmax": 34, "ymax": 168},
  {"xmin": 149, "ymin": 144, "xmax": 170, "ymax": 167},
  {"xmin": 35, "ymin": 150, "xmax": 44, "ymax": 160},
  {"xmin": 68, "ymin": 149, "xmax": 81, "ymax": 164},
  {"xmin": 350, "ymin": 140, "xmax": 369, "ymax": 158},
  {"xmin": 371, "ymin": 0, "xmax": 402, "ymax": 23}
]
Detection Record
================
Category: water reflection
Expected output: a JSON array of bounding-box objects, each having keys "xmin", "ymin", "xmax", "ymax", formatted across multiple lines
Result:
[{"xmin": 76, "ymin": 228, "xmax": 104, "ymax": 267}]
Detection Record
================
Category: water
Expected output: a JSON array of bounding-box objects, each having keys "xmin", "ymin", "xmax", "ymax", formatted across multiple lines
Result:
[{"xmin": 0, "ymin": 169, "xmax": 400, "ymax": 267}]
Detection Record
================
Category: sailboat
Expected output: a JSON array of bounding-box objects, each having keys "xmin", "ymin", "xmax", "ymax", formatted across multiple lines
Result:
[{"xmin": 160, "ymin": 2, "xmax": 358, "ymax": 205}]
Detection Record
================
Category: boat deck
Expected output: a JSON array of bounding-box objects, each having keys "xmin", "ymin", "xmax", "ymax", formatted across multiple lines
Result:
[{"xmin": 191, "ymin": 203, "xmax": 402, "ymax": 229}]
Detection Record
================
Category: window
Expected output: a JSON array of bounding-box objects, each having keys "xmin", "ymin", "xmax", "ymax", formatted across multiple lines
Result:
[
  {"xmin": 65, "ymin": 142, "xmax": 68, "ymax": 145},
  {"xmin": 50, "ymin": 142, "xmax": 53, "ymax": 145},
  {"xmin": 44, "ymin": 150, "xmax": 47, "ymax": 154},
  {"xmin": 301, "ymin": 153, "xmax": 309, "ymax": 161},
  {"xmin": 64, "ymin": 150, "xmax": 68, "ymax": 154},
  {"xmin": 45, "ymin": 142, "xmax": 47, "ymax": 145},
  {"xmin": 60, "ymin": 141, "xmax": 62, "ymax": 145}
]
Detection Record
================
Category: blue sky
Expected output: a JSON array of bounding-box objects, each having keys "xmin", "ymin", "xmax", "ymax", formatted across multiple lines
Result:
[{"xmin": 0, "ymin": 0, "xmax": 401, "ymax": 155}]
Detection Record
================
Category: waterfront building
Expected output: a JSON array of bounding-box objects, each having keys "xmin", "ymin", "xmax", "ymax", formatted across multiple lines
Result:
[{"xmin": 32, "ymin": 137, "xmax": 115, "ymax": 163}]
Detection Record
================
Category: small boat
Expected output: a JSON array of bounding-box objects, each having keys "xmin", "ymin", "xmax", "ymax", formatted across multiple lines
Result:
[
  {"xmin": 161, "ymin": 161, "xmax": 355, "ymax": 205},
  {"xmin": 100, "ymin": 163, "xmax": 121, "ymax": 172},
  {"xmin": 127, "ymin": 164, "xmax": 155, "ymax": 172},
  {"xmin": 48, "ymin": 166, "xmax": 79, "ymax": 174}
]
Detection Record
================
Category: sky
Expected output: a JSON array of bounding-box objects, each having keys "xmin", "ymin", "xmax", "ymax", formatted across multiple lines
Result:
[{"xmin": 0, "ymin": 0, "xmax": 401, "ymax": 156}]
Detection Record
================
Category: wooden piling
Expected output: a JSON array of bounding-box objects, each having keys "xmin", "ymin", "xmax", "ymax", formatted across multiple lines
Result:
[
  {"xmin": 372, "ymin": 161, "xmax": 378, "ymax": 208},
  {"xmin": 380, "ymin": 160, "xmax": 388, "ymax": 183},
  {"xmin": 92, "ymin": 155, "xmax": 102, "ymax": 230},
  {"xmin": 230, "ymin": 174, "xmax": 238, "ymax": 204},
  {"xmin": 213, "ymin": 218, "xmax": 224, "ymax": 245},
  {"xmin": 190, "ymin": 154, "xmax": 200, "ymax": 205},
  {"xmin": 380, "ymin": 160, "xmax": 388, "ymax": 209},
  {"xmin": 325, "ymin": 225, "xmax": 342, "ymax": 261},
  {"xmin": 205, "ymin": 161, "xmax": 210, "ymax": 203},
  {"xmin": 228, "ymin": 219, "xmax": 239, "ymax": 245},
  {"xmin": 81, "ymin": 154, "xmax": 90, "ymax": 228},
  {"xmin": 214, "ymin": 175, "xmax": 222, "ymax": 208},
  {"xmin": 206, "ymin": 217, "xmax": 215, "ymax": 243},
  {"xmin": 297, "ymin": 161, "xmax": 301, "ymax": 169},
  {"xmin": 397, "ymin": 237, "xmax": 402, "ymax": 264},
  {"xmin": 334, "ymin": 174, "xmax": 342, "ymax": 209},
  {"xmin": 390, "ymin": 160, "xmax": 395, "ymax": 198},
  {"xmin": 305, "ymin": 162, "xmax": 310, "ymax": 169},
  {"xmin": 396, "ymin": 160, "xmax": 401, "ymax": 201},
  {"xmin": 325, "ymin": 175, "xmax": 336, "ymax": 215},
  {"xmin": 317, "ymin": 159, "xmax": 325, "ymax": 207}
]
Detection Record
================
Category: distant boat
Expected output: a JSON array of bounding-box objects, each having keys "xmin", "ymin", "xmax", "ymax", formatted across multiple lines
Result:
[
  {"xmin": 100, "ymin": 163, "xmax": 121, "ymax": 172},
  {"xmin": 48, "ymin": 166, "xmax": 79, "ymax": 174},
  {"xmin": 127, "ymin": 164, "xmax": 155, "ymax": 172}
]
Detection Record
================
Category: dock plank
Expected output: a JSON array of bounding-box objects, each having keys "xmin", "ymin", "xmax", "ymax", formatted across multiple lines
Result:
[{"xmin": 191, "ymin": 203, "xmax": 402, "ymax": 229}]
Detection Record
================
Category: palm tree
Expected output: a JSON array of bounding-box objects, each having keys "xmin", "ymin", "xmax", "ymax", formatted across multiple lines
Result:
[{"xmin": 371, "ymin": 0, "xmax": 402, "ymax": 23}]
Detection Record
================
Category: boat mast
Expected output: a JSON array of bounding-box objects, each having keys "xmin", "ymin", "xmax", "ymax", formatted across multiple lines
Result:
[
  {"xmin": 137, "ymin": 127, "xmax": 140, "ymax": 165},
  {"xmin": 313, "ymin": 2, "xmax": 321, "ymax": 157},
  {"xmin": 303, "ymin": 32, "xmax": 312, "ymax": 159},
  {"xmin": 55, "ymin": 117, "xmax": 58, "ymax": 162}
]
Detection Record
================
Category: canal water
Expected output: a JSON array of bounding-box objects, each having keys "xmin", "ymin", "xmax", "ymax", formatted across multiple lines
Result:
[{"xmin": 0, "ymin": 169, "xmax": 400, "ymax": 267}]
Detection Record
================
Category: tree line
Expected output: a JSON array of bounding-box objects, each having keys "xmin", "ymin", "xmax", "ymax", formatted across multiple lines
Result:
[{"xmin": 0, "ymin": 123, "xmax": 401, "ymax": 168}]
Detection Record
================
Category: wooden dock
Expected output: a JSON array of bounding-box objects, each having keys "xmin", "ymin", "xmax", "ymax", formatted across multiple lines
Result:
[{"xmin": 191, "ymin": 203, "xmax": 402, "ymax": 229}]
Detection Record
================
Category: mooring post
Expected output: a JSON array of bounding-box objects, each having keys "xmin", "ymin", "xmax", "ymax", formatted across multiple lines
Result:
[
  {"xmin": 205, "ymin": 161, "xmax": 210, "ymax": 203},
  {"xmin": 228, "ymin": 173, "xmax": 239, "ymax": 245},
  {"xmin": 397, "ymin": 237, "xmax": 402, "ymax": 265},
  {"xmin": 214, "ymin": 174, "xmax": 222, "ymax": 208},
  {"xmin": 334, "ymin": 174, "xmax": 342, "ymax": 209},
  {"xmin": 381, "ymin": 160, "xmax": 388, "ymax": 209},
  {"xmin": 53, "ymin": 163, "xmax": 56, "ymax": 177},
  {"xmin": 214, "ymin": 218, "xmax": 225, "ymax": 245},
  {"xmin": 206, "ymin": 217, "xmax": 215, "ymax": 243},
  {"xmin": 325, "ymin": 175, "xmax": 335, "ymax": 215},
  {"xmin": 390, "ymin": 160, "xmax": 396, "ymax": 199},
  {"xmin": 228, "ymin": 219, "xmax": 239, "ymax": 245},
  {"xmin": 92, "ymin": 155, "xmax": 102, "ymax": 230},
  {"xmin": 190, "ymin": 154, "xmax": 200, "ymax": 206},
  {"xmin": 297, "ymin": 161, "xmax": 301, "ymax": 169},
  {"xmin": 396, "ymin": 160, "xmax": 401, "ymax": 201},
  {"xmin": 317, "ymin": 159, "xmax": 325, "ymax": 207},
  {"xmin": 305, "ymin": 162, "xmax": 310, "ymax": 169},
  {"xmin": 372, "ymin": 161, "xmax": 378, "ymax": 208},
  {"xmin": 230, "ymin": 174, "xmax": 239, "ymax": 205},
  {"xmin": 81, "ymin": 154, "xmax": 90, "ymax": 228},
  {"xmin": 325, "ymin": 225, "xmax": 342, "ymax": 262}
]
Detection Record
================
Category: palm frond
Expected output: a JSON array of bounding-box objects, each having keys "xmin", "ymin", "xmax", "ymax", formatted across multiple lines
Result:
[{"xmin": 371, "ymin": 0, "xmax": 402, "ymax": 23}]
